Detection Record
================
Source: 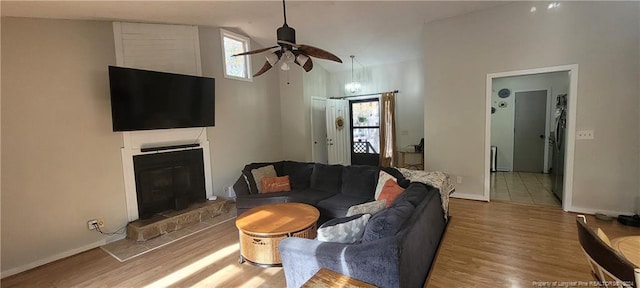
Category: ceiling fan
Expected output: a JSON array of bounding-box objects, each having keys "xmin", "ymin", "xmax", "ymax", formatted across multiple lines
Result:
[{"xmin": 233, "ymin": 0, "xmax": 343, "ymax": 77}]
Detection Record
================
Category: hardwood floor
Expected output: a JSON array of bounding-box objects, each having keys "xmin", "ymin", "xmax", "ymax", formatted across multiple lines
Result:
[
  {"xmin": 3, "ymin": 199, "xmax": 638, "ymax": 287},
  {"xmin": 427, "ymin": 198, "xmax": 639, "ymax": 287}
]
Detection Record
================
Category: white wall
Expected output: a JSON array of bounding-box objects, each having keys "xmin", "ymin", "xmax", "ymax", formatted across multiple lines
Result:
[
  {"xmin": 328, "ymin": 59, "xmax": 425, "ymax": 153},
  {"xmin": 423, "ymin": 1, "xmax": 640, "ymax": 214},
  {"xmin": 491, "ymin": 72, "xmax": 569, "ymax": 171}
]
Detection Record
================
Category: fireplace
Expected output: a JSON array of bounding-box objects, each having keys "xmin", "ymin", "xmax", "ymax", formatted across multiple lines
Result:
[{"xmin": 133, "ymin": 148, "xmax": 206, "ymax": 219}]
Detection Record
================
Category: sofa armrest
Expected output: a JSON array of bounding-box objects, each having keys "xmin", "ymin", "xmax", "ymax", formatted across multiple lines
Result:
[
  {"xmin": 233, "ymin": 175, "xmax": 251, "ymax": 197},
  {"xmin": 279, "ymin": 237, "xmax": 399, "ymax": 288}
]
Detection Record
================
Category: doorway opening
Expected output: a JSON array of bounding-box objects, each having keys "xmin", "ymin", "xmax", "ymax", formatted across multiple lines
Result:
[{"xmin": 485, "ymin": 65, "xmax": 578, "ymax": 212}]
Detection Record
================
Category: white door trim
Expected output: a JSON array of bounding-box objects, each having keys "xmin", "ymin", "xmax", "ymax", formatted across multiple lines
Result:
[{"xmin": 485, "ymin": 64, "xmax": 578, "ymax": 212}]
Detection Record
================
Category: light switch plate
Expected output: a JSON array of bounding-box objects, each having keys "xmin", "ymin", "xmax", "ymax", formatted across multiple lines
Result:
[{"xmin": 576, "ymin": 130, "xmax": 594, "ymax": 140}]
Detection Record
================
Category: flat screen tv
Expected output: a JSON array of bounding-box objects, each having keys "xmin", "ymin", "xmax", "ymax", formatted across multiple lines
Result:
[{"xmin": 108, "ymin": 66, "xmax": 215, "ymax": 131}]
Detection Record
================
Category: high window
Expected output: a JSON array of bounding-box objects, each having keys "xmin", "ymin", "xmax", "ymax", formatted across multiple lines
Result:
[{"xmin": 221, "ymin": 29, "xmax": 252, "ymax": 81}]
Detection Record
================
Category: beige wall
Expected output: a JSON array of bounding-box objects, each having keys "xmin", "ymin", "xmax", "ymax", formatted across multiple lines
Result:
[
  {"xmin": 0, "ymin": 19, "xmax": 284, "ymax": 275},
  {"xmin": 1, "ymin": 18, "xmax": 126, "ymax": 274},
  {"xmin": 423, "ymin": 2, "xmax": 640, "ymax": 213},
  {"xmin": 199, "ymin": 26, "xmax": 283, "ymax": 196},
  {"xmin": 279, "ymin": 64, "xmax": 330, "ymax": 162}
]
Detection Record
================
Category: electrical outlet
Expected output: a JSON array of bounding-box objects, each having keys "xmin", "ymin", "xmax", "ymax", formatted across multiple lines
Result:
[
  {"xmin": 576, "ymin": 130, "xmax": 594, "ymax": 140},
  {"xmin": 87, "ymin": 220, "xmax": 98, "ymax": 230},
  {"xmin": 87, "ymin": 219, "xmax": 104, "ymax": 230},
  {"xmin": 456, "ymin": 176, "xmax": 463, "ymax": 184}
]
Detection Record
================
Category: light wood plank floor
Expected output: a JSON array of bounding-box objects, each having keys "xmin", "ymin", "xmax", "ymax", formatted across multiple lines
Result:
[
  {"xmin": 427, "ymin": 198, "xmax": 639, "ymax": 287},
  {"xmin": 3, "ymin": 199, "xmax": 638, "ymax": 287},
  {"xmin": 491, "ymin": 172, "xmax": 561, "ymax": 207}
]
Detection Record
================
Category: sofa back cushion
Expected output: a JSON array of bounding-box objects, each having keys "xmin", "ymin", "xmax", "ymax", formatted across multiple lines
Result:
[
  {"xmin": 241, "ymin": 161, "xmax": 284, "ymax": 194},
  {"xmin": 340, "ymin": 165, "xmax": 379, "ymax": 199},
  {"xmin": 392, "ymin": 183, "xmax": 429, "ymax": 207},
  {"xmin": 362, "ymin": 200, "xmax": 414, "ymax": 242},
  {"xmin": 310, "ymin": 163, "xmax": 343, "ymax": 193},
  {"xmin": 282, "ymin": 161, "xmax": 314, "ymax": 190}
]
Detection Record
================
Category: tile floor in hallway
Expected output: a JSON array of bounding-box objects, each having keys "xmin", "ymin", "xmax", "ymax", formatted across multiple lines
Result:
[{"xmin": 490, "ymin": 171, "xmax": 561, "ymax": 207}]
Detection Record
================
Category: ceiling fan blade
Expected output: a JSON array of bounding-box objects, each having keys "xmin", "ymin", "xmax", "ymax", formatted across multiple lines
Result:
[
  {"xmin": 233, "ymin": 46, "xmax": 278, "ymax": 57},
  {"xmin": 298, "ymin": 44, "xmax": 342, "ymax": 63},
  {"xmin": 253, "ymin": 60, "xmax": 275, "ymax": 77},
  {"xmin": 277, "ymin": 39, "xmax": 299, "ymax": 48}
]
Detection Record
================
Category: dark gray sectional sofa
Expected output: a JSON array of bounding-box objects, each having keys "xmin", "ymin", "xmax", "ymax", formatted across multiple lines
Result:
[{"xmin": 232, "ymin": 161, "xmax": 447, "ymax": 287}]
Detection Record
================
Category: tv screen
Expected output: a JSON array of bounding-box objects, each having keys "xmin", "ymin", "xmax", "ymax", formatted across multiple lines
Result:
[{"xmin": 108, "ymin": 66, "xmax": 215, "ymax": 131}]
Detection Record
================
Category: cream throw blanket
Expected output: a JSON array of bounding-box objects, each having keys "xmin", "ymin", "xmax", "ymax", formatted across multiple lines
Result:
[{"xmin": 397, "ymin": 168, "xmax": 455, "ymax": 221}]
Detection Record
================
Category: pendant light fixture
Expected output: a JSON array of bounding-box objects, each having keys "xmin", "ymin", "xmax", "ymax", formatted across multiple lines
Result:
[{"xmin": 344, "ymin": 55, "xmax": 361, "ymax": 94}]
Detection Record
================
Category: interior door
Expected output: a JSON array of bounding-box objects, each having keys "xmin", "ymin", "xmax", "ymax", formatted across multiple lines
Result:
[
  {"xmin": 326, "ymin": 99, "xmax": 350, "ymax": 165},
  {"xmin": 513, "ymin": 90, "xmax": 547, "ymax": 172},
  {"xmin": 311, "ymin": 98, "xmax": 328, "ymax": 164}
]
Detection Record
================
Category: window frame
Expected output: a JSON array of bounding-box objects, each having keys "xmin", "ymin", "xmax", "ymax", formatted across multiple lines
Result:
[{"xmin": 220, "ymin": 29, "xmax": 253, "ymax": 82}]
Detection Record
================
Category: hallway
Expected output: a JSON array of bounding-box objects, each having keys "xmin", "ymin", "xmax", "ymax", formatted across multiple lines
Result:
[{"xmin": 490, "ymin": 172, "xmax": 560, "ymax": 207}]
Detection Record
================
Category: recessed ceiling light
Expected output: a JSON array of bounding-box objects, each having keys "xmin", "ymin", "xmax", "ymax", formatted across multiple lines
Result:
[
  {"xmin": 548, "ymin": 2, "xmax": 560, "ymax": 10},
  {"xmin": 530, "ymin": 6, "xmax": 537, "ymax": 12}
]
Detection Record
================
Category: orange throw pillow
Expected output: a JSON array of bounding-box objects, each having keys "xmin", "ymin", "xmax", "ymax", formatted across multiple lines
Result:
[
  {"xmin": 378, "ymin": 179, "xmax": 404, "ymax": 207},
  {"xmin": 261, "ymin": 176, "xmax": 291, "ymax": 193}
]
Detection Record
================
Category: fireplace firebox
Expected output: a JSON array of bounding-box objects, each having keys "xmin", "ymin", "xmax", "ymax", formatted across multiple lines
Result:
[{"xmin": 133, "ymin": 148, "xmax": 206, "ymax": 219}]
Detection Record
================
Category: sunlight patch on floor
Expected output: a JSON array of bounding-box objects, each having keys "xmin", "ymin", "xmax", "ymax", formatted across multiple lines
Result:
[
  {"xmin": 190, "ymin": 265, "xmax": 242, "ymax": 288},
  {"xmin": 143, "ymin": 244, "xmax": 239, "ymax": 288}
]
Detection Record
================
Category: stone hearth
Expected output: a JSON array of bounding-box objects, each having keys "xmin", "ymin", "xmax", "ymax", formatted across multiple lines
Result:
[{"xmin": 127, "ymin": 199, "xmax": 235, "ymax": 242}]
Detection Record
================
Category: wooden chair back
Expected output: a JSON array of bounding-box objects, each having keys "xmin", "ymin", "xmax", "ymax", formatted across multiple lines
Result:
[{"xmin": 576, "ymin": 215, "xmax": 639, "ymax": 288}]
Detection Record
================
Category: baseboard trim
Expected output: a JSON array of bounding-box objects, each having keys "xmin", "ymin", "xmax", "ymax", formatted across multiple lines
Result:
[
  {"xmin": 450, "ymin": 192, "xmax": 488, "ymax": 202},
  {"xmin": 1, "ymin": 234, "xmax": 126, "ymax": 279},
  {"xmin": 568, "ymin": 205, "xmax": 635, "ymax": 217}
]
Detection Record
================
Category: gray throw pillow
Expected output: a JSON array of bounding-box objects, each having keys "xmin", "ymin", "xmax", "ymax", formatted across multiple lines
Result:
[
  {"xmin": 346, "ymin": 200, "xmax": 387, "ymax": 217},
  {"xmin": 251, "ymin": 165, "xmax": 276, "ymax": 193},
  {"xmin": 317, "ymin": 214, "xmax": 371, "ymax": 244}
]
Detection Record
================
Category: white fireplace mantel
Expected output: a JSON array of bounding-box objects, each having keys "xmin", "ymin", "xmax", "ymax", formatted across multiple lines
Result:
[{"xmin": 121, "ymin": 128, "xmax": 213, "ymax": 221}]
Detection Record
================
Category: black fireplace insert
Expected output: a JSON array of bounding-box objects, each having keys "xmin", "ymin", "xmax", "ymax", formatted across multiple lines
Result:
[{"xmin": 133, "ymin": 148, "xmax": 206, "ymax": 219}]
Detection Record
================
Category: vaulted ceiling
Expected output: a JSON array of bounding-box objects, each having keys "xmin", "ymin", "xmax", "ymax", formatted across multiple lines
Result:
[{"xmin": 1, "ymin": 1, "xmax": 506, "ymax": 72}]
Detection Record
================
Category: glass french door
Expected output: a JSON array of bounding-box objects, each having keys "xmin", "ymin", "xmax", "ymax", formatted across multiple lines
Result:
[{"xmin": 350, "ymin": 99, "xmax": 380, "ymax": 166}]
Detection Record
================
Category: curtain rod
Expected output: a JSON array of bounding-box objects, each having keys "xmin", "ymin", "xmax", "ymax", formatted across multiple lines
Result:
[{"xmin": 330, "ymin": 90, "xmax": 399, "ymax": 99}]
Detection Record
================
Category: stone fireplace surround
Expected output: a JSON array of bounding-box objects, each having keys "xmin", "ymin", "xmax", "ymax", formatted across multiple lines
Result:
[{"xmin": 121, "ymin": 128, "xmax": 214, "ymax": 221}]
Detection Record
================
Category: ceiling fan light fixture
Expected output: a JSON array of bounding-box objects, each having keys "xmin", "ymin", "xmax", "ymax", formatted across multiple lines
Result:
[
  {"xmin": 281, "ymin": 62, "xmax": 290, "ymax": 71},
  {"xmin": 266, "ymin": 52, "xmax": 280, "ymax": 66},
  {"xmin": 296, "ymin": 54, "xmax": 310, "ymax": 66}
]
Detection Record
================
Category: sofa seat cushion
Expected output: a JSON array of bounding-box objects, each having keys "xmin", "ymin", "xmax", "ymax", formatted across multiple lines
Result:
[
  {"xmin": 340, "ymin": 165, "xmax": 379, "ymax": 199},
  {"xmin": 310, "ymin": 163, "xmax": 343, "ymax": 193},
  {"xmin": 316, "ymin": 194, "xmax": 371, "ymax": 219},
  {"xmin": 362, "ymin": 200, "xmax": 414, "ymax": 242},
  {"xmin": 283, "ymin": 161, "xmax": 315, "ymax": 190},
  {"xmin": 288, "ymin": 189, "xmax": 337, "ymax": 205}
]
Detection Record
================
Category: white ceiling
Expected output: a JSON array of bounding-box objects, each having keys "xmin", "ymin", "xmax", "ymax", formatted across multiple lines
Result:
[{"xmin": 1, "ymin": 1, "xmax": 506, "ymax": 72}]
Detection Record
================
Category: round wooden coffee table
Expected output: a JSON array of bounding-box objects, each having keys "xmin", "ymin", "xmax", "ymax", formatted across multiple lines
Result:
[{"xmin": 236, "ymin": 202, "xmax": 319, "ymax": 267}]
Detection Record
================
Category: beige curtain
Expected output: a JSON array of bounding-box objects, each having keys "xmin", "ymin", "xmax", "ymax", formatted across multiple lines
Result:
[{"xmin": 379, "ymin": 92, "xmax": 397, "ymax": 167}]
